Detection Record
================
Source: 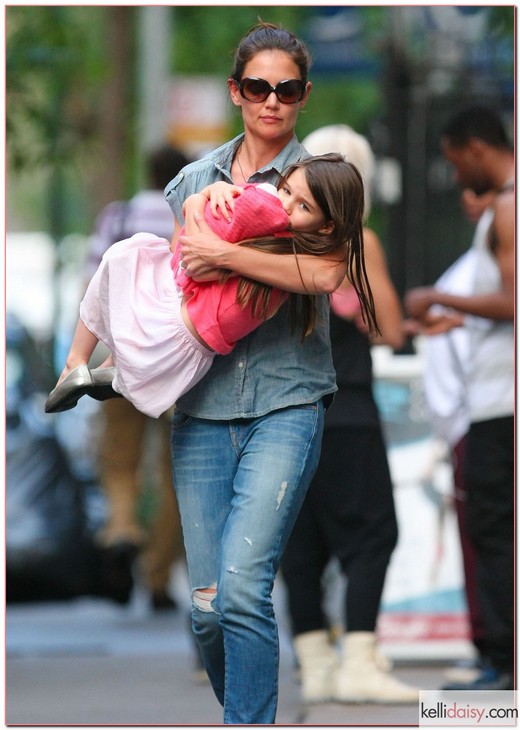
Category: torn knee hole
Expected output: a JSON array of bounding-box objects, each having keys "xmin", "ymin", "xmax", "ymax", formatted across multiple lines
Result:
[{"xmin": 193, "ymin": 586, "xmax": 217, "ymax": 613}]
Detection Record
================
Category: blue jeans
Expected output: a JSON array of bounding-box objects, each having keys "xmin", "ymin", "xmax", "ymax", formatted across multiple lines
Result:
[{"xmin": 171, "ymin": 402, "xmax": 324, "ymax": 724}]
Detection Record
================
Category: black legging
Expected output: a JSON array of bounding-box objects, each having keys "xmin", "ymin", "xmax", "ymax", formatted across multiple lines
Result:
[
  {"xmin": 464, "ymin": 415, "xmax": 514, "ymax": 674},
  {"xmin": 281, "ymin": 425, "xmax": 398, "ymax": 635}
]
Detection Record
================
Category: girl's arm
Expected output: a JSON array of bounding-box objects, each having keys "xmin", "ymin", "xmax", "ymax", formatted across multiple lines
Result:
[
  {"xmin": 178, "ymin": 211, "xmax": 347, "ymax": 295},
  {"xmin": 171, "ymin": 183, "xmax": 243, "ymax": 246},
  {"xmin": 169, "ymin": 193, "xmax": 207, "ymax": 253},
  {"xmin": 170, "ymin": 195, "xmax": 223, "ymax": 281},
  {"xmin": 183, "ymin": 193, "xmax": 209, "ymax": 234},
  {"xmin": 170, "ymin": 184, "xmax": 245, "ymax": 283}
]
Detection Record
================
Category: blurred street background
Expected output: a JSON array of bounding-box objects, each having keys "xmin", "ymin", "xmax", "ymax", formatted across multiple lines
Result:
[{"xmin": 5, "ymin": 4, "xmax": 515, "ymax": 727}]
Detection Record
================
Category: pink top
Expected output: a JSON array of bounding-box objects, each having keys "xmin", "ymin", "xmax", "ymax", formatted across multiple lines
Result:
[{"xmin": 172, "ymin": 184, "xmax": 290, "ymax": 354}]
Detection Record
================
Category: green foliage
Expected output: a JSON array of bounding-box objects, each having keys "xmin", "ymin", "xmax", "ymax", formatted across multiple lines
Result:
[
  {"xmin": 6, "ymin": 6, "xmax": 107, "ymax": 172},
  {"xmin": 299, "ymin": 77, "xmax": 383, "ymax": 140},
  {"xmin": 488, "ymin": 6, "xmax": 515, "ymax": 36},
  {"xmin": 172, "ymin": 6, "xmax": 314, "ymax": 75},
  {"xmin": 6, "ymin": 4, "xmax": 515, "ymax": 247}
]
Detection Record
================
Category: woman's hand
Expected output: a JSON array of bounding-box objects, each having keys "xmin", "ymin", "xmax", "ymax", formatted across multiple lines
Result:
[{"xmin": 177, "ymin": 211, "xmax": 234, "ymax": 280}]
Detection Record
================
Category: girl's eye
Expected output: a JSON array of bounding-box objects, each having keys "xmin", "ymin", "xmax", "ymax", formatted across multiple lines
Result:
[{"xmin": 299, "ymin": 202, "xmax": 309, "ymax": 212}]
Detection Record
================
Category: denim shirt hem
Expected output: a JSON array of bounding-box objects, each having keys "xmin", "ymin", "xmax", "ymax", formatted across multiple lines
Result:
[{"xmin": 174, "ymin": 387, "xmax": 338, "ymax": 422}]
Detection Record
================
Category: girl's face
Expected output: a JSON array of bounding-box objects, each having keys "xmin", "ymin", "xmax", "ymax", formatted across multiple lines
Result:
[
  {"xmin": 228, "ymin": 50, "xmax": 311, "ymax": 144},
  {"xmin": 278, "ymin": 167, "xmax": 333, "ymax": 234}
]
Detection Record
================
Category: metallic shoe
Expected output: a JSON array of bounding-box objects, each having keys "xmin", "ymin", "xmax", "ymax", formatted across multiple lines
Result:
[
  {"xmin": 89, "ymin": 366, "xmax": 123, "ymax": 402},
  {"xmin": 44, "ymin": 365, "xmax": 121, "ymax": 413}
]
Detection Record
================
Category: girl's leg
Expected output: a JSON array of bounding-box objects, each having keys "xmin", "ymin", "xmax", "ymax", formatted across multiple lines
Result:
[
  {"xmin": 172, "ymin": 403, "xmax": 324, "ymax": 724},
  {"xmin": 57, "ymin": 319, "xmax": 101, "ymax": 384}
]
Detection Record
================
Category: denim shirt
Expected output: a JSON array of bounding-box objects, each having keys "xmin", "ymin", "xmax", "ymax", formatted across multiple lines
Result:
[{"xmin": 164, "ymin": 134, "xmax": 337, "ymax": 420}]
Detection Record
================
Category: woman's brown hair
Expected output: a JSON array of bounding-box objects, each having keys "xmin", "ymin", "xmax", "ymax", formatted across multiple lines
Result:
[{"xmin": 230, "ymin": 21, "xmax": 312, "ymax": 84}]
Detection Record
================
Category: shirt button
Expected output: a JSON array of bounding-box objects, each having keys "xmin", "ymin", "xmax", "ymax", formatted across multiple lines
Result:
[{"xmin": 238, "ymin": 361, "xmax": 244, "ymax": 368}]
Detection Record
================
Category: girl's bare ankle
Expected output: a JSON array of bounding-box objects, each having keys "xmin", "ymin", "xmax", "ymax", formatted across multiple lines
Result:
[{"xmin": 58, "ymin": 359, "xmax": 87, "ymax": 385}]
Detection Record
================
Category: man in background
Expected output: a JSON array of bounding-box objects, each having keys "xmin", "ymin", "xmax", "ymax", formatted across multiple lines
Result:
[{"xmin": 406, "ymin": 106, "xmax": 514, "ymax": 690}]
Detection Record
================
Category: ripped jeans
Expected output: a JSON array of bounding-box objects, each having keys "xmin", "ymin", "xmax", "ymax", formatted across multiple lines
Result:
[{"xmin": 171, "ymin": 402, "xmax": 324, "ymax": 724}]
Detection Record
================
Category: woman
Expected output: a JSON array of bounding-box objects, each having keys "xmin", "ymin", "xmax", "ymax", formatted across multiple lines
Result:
[
  {"xmin": 280, "ymin": 125, "xmax": 418, "ymax": 705},
  {"xmin": 165, "ymin": 23, "xmax": 375, "ymax": 724}
]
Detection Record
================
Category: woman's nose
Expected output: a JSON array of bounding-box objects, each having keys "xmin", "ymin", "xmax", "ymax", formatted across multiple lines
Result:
[{"xmin": 265, "ymin": 90, "xmax": 279, "ymax": 107}]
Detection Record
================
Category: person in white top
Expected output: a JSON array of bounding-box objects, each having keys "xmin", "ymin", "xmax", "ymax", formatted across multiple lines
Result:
[{"xmin": 406, "ymin": 105, "xmax": 514, "ymax": 691}]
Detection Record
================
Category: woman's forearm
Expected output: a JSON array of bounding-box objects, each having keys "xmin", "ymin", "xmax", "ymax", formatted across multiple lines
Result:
[
  {"xmin": 203, "ymin": 239, "xmax": 346, "ymax": 294},
  {"xmin": 230, "ymin": 244, "xmax": 347, "ymax": 294},
  {"xmin": 178, "ymin": 222, "xmax": 347, "ymax": 295}
]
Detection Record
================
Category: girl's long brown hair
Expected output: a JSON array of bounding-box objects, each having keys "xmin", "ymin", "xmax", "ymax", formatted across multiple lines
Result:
[{"xmin": 221, "ymin": 153, "xmax": 378, "ymax": 338}]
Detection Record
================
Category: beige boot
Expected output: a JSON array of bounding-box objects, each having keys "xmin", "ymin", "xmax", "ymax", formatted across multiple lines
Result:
[
  {"xmin": 293, "ymin": 630, "xmax": 339, "ymax": 703},
  {"xmin": 334, "ymin": 632, "xmax": 419, "ymax": 704},
  {"xmin": 374, "ymin": 645, "xmax": 393, "ymax": 673}
]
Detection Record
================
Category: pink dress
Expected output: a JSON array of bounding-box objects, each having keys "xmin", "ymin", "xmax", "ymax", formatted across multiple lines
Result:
[{"xmin": 80, "ymin": 184, "xmax": 289, "ymax": 418}]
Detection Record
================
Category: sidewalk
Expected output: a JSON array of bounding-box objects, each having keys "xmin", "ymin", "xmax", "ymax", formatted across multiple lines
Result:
[{"xmin": 6, "ymin": 577, "xmax": 469, "ymax": 727}]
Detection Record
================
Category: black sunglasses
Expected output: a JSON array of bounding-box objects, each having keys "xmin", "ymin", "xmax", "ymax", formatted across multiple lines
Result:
[{"xmin": 233, "ymin": 77, "xmax": 306, "ymax": 104}]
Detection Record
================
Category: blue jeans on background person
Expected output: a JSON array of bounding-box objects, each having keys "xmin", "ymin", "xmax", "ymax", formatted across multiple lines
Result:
[{"xmin": 171, "ymin": 402, "xmax": 324, "ymax": 724}]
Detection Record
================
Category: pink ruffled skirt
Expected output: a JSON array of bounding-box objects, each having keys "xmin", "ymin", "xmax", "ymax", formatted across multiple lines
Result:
[{"xmin": 80, "ymin": 232, "xmax": 214, "ymax": 418}]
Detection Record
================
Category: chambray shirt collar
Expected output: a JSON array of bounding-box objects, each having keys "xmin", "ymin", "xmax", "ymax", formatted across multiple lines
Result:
[{"xmin": 212, "ymin": 133, "xmax": 308, "ymax": 181}]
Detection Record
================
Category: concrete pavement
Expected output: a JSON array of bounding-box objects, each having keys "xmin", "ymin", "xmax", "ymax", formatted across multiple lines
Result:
[{"xmin": 6, "ymin": 574, "xmax": 469, "ymax": 727}]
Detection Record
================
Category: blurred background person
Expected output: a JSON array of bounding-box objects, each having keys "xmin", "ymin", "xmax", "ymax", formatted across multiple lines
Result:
[
  {"xmin": 280, "ymin": 124, "xmax": 418, "ymax": 704},
  {"xmin": 405, "ymin": 106, "xmax": 514, "ymax": 691},
  {"xmin": 84, "ymin": 144, "xmax": 191, "ymax": 610},
  {"xmin": 412, "ymin": 187, "xmax": 494, "ymax": 686}
]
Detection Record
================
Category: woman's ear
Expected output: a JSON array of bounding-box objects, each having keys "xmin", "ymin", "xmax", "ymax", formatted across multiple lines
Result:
[
  {"xmin": 319, "ymin": 220, "xmax": 335, "ymax": 235},
  {"xmin": 299, "ymin": 81, "xmax": 312, "ymax": 109},
  {"xmin": 228, "ymin": 78, "xmax": 242, "ymax": 107}
]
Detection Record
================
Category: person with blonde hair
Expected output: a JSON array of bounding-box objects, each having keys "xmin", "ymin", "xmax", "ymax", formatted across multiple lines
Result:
[
  {"xmin": 302, "ymin": 124, "xmax": 376, "ymax": 214},
  {"xmin": 281, "ymin": 124, "xmax": 419, "ymax": 704}
]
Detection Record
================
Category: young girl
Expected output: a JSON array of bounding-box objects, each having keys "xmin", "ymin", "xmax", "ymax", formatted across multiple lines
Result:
[{"xmin": 45, "ymin": 153, "xmax": 375, "ymax": 419}]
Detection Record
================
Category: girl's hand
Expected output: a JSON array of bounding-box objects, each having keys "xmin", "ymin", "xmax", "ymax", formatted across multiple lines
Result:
[{"xmin": 202, "ymin": 181, "xmax": 244, "ymax": 222}]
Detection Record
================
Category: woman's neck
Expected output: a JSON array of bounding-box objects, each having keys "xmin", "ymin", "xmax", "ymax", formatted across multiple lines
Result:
[{"xmin": 234, "ymin": 134, "xmax": 293, "ymax": 182}]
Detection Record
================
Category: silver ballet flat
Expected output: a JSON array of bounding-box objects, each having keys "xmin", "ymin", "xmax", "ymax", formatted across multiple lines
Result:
[{"xmin": 44, "ymin": 365, "xmax": 121, "ymax": 413}]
